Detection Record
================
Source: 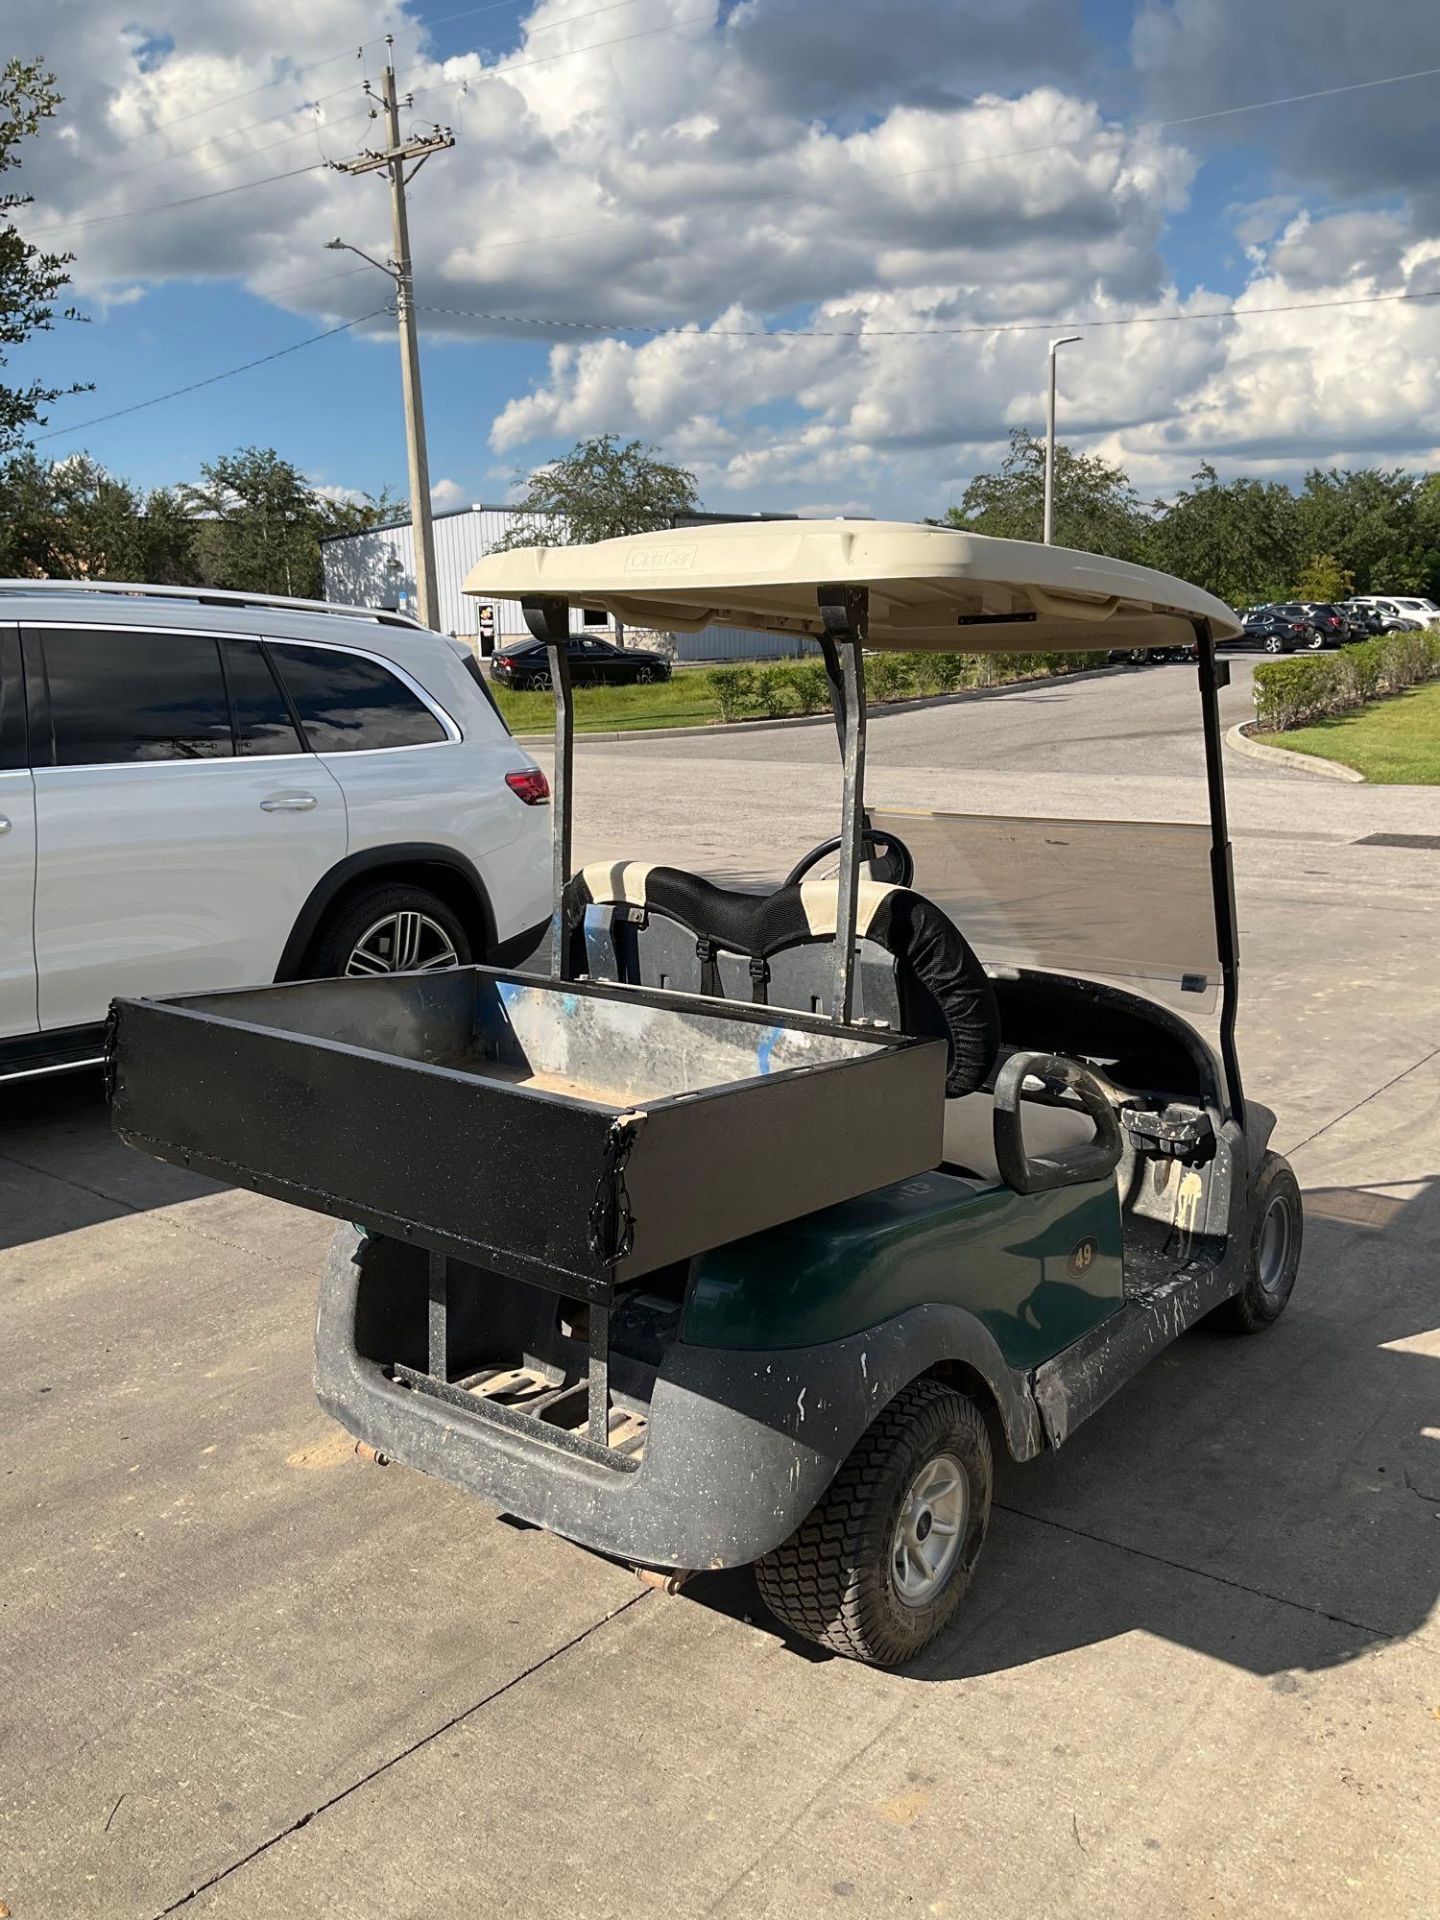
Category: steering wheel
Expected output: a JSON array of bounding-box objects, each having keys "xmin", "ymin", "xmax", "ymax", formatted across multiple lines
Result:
[{"xmin": 783, "ymin": 828, "xmax": 915, "ymax": 890}]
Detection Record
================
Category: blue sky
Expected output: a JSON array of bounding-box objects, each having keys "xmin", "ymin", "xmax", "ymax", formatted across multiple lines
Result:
[{"xmin": 9, "ymin": 0, "xmax": 1440, "ymax": 513}]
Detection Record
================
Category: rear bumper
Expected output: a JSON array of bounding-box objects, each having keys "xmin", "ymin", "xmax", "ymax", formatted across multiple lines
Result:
[
  {"xmin": 313, "ymin": 1226, "xmax": 1042, "ymax": 1569},
  {"xmin": 314, "ymin": 1227, "xmax": 845, "ymax": 1568}
]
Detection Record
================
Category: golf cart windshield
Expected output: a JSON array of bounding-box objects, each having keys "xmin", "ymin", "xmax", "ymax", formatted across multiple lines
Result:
[{"xmin": 868, "ymin": 808, "xmax": 1220, "ymax": 1011}]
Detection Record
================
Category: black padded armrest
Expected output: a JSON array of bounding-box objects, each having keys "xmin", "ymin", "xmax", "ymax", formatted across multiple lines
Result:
[{"xmin": 993, "ymin": 1052, "xmax": 1124, "ymax": 1195}]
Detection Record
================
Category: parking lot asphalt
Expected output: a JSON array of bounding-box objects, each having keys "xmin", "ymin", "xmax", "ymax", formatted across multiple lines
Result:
[{"xmin": 3, "ymin": 658, "xmax": 1438, "ymax": 1919}]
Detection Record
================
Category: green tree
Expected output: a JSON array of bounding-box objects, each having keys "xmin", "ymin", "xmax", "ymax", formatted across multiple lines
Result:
[
  {"xmin": 0, "ymin": 449, "xmax": 199, "ymax": 581},
  {"xmin": 1142, "ymin": 464, "xmax": 1301, "ymax": 606},
  {"xmin": 498, "ymin": 434, "xmax": 700, "ymax": 546},
  {"xmin": 1413, "ymin": 473, "xmax": 1440, "ymax": 600},
  {"xmin": 0, "ymin": 59, "xmax": 89, "ymax": 451},
  {"xmin": 181, "ymin": 447, "xmax": 390, "ymax": 598},
  {"xmin": 940, "ymin": 429, "xmax": 1150, "ymax": 560},
  {"xmin": 0, "ymin": 446, "xmax": 60, "ymax": 572},
  {"xmin": 1292, "ymin": 552, "xmax": 1354, "ymax": 603},
  {"xmin": 1294, "ymin": 467, "xmax": 1425, "ymax": 594}
]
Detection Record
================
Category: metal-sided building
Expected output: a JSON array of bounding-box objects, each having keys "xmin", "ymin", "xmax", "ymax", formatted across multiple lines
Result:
[{"xmin": 320, "ymin": 504, "xmax": 807, "ymax": 661}]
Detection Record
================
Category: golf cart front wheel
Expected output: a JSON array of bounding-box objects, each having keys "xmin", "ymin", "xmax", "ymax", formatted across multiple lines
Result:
[
  {"xmin": 756, "ymin": 1378, "xmax": 991, "ymax": 1667},
  {"xmin": 1213, "ymin": 1151, "xmax": 1303, "ymax": 1334}
]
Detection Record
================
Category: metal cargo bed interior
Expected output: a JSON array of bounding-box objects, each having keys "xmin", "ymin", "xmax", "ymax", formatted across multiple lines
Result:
[{"xmin": 108, "ymin": 958, "xmax": 945, "ymax": 1462}]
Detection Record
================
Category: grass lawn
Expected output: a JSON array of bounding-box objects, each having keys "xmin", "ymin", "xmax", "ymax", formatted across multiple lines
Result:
[
  {"xmin": 493, "ymin": 674, "xmax": 722, "ymax": 734},
  {"xmin": 1256, "ymin": 679, "xmax": 1440, "ymax": 784}
]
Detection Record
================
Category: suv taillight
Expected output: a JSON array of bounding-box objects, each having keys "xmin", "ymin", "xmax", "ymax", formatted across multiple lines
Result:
[{"xmin": 505, "ymin": 768, "xmax": 551, "ymax": 805}]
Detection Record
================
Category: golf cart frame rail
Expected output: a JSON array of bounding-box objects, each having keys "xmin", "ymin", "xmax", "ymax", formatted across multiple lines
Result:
[{"xmin": 521, "ymin": 590, "xmax": 1246, "ymax": 1131}]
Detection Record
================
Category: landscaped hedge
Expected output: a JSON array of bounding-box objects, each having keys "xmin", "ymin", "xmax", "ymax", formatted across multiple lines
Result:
[
  {"xmin": 706, "ymin": 650, "xmax": 1094, "ymax": 723},
  {"xmin": 1253, "ymin": 630, "xmax": 1440, "ymax": 732}
]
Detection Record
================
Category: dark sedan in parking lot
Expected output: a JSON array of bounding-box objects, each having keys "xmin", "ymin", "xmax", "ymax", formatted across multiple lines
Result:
[
  {"xmin": 490, "ymin": 634, "xmax": 673, "ymax": 691},
  {"xmin": 1235, "ymin": 610, "xmax": 1315, "ymax": 653},
  {"xmin": 1294, "ymin": 603, "xmax": 1354, "ymax": 645}
]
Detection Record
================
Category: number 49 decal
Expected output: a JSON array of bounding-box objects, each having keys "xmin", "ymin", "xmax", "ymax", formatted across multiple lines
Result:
[{"xmin": 1067, "ymin": 1237, "xmax": 1099, "ymax": 1278}]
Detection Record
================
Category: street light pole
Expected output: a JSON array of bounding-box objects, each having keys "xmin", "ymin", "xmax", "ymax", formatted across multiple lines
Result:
[
  {"xmin": 332, "ymin": 42, "xmax": 454, "ymax": 632},
  {"xmin": 1043, "ymin": 334, "xmax": 1082, "ymax": 546}
]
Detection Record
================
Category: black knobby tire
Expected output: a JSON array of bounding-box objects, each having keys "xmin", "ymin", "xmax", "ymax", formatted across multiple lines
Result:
[
  {"xmin": 755, "ymin": 1378, "xmax": 992, "ymax": 1667},
  {"xmin": 304, "ymin": 880, "xmax": 473, "ymax": 980},
  {"xmin": 1212, "ymin": 1150, "xmax": 1303, "ymax": 1334}
]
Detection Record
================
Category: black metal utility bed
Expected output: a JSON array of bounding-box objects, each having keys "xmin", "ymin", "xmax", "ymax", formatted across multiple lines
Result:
[{"xmin": 109, "ymin": 966, "xmax": 945, "ymax": 1303}]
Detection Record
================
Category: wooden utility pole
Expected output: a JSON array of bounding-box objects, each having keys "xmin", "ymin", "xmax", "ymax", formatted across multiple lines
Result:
[{"xmin": 333, "ymin": 41, "xmax": 454, "ymax": 632}]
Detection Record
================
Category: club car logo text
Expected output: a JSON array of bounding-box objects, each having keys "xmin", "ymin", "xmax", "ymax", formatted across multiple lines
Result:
[{"xmin": 627, "ymin": 545, "xmax": 697, "ymax": 572}]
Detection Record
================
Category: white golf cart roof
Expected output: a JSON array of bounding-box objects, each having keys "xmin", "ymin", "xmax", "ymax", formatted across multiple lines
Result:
[{"xmin": 465, "ymin": 520, "xmax": 1241, "ymax": 652}]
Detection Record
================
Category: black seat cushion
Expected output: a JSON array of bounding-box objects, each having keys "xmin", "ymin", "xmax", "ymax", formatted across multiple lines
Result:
[{"xmin": 563, "ymin": 863, "xmax": 1000, "ymax": 1097}]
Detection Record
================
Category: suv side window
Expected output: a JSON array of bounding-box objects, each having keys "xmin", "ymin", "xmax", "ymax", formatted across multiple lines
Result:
[
  {"xmin": 223, "ymin": 639, "xmax": 304, "ymax": 757},
  {"xmin": 268, "ymin": 642, "xmax": 447, "ymax": 753},
  {"xmin": 0, "ymin": 630, "xmax": 23, "ymax": 771},
  {"xmin": 42, "ymin": 628, "xmax": 233, "ymax": 765}
]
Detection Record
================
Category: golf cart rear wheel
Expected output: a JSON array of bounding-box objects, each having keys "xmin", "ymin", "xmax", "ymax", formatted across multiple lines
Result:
[
  {"xmin": 1213, "ymin": 1150, "xmax": 1303, "ymax": 1334},
  {"xmin": 756, "ymin": 1378, "xmax": 991, "ymax": 1667}
]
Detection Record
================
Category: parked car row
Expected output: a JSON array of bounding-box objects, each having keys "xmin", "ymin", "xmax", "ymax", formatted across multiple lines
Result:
[
  {"xmin": 1231, "ymin": 596, "xmax": 1435, "ymax": 653},
  {"xmin": 1105, "ymin": 640, "xmax": 1197, "ymax": 666},
  {"xmin": 0, "ymin": 582, "xmax": 552, "ymax": 1083},
  {"xmin": 1106, "ymin": 587, "xmax": 1439, "ymax": 662}
]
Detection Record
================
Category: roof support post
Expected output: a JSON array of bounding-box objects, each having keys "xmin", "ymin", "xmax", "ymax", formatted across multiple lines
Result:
[
  {"xmin": 816, "ymin": 633, "xmax": 848, "ymax": 750},
  {"xmin": 1193, "ymin": 617, "xmax": 1245, "ymax": 1126},
  {"xmin": 818, "ymin": 586, "xmax": 869, "ymax": 1024},
  {"xmin": 523, "ymin": 596, "xmax": 574, "ymax": 978}
]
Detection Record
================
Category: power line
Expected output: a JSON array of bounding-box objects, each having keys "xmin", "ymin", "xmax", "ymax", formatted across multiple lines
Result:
[
  {"xmin": 92, "ymin": 87, "xmax": 364, "ymax": 186},
  {"xmin": 411, "ymin": 6, "xmax": 730, "ymax": 108},
  {"xmin": 23, "ymin": 0, "xmax": 696, "ymax": 238},
  {"xmin": 397, "ymin": 60, "xmax": 1440, "ymax": 264},
  {"xmin": 32, "ymin": 312, "xmax": 387, "ymax": 445},
  {"xmin": 411, "ymin": 284, "xmax": 1440, "ymax": 338},
  {"xmin": 123, "ymin": 0, "xmax": 544, "ymax": 141},
  {"xmin": 25, "ymin": 39, "xmax": 1440, "ymax": 259},
  {"xmin": 93, "ymin": 100, "xmax": 374, "ymax": 192},
  {"xmin": 24, "ymin": 162, "xmax": 329, "ymax": 238},
  {"xmin": 65, "ymin": 0, "xmax": 662, "ymax": 191}
]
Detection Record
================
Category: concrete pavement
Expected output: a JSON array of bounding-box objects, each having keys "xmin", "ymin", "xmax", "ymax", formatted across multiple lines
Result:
[{"xmin": 2, "ymin": 659, "xmax": 1436, "ymax": 1919}]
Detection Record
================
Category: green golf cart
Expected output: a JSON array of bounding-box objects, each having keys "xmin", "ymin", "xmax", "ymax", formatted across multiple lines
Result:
[{"xmin": 108, "ymin": 521, "xmax": 1301, "ymax": 1668}]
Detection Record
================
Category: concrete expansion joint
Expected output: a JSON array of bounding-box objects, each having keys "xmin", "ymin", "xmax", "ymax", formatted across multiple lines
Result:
[
  {"xmin": 1285, "ymin": 1042, "xmax": 1440, "ymax": 1159},
  {"xmin": 996, "ymin": 1502, "xmax": 1399, "ymax": 1642},
  {"xmin": 145, "ymin": 1592, "xmax": 648, "ymax": 1916}
]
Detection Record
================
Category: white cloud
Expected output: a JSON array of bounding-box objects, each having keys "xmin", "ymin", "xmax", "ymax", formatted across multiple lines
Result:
[
  {"xmin": 14, "ymin": 0, "xmax": 1440, "ymax": 511},
  {"xmin": 430, "ymin": 476, "xmax": 467, "ymax": 508}
]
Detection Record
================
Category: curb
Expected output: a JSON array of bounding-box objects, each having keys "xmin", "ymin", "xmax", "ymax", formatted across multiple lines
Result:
[
  {"xmin": 513, "ymin": 661, "xmax": 1130, "ymax": 747},
  {"xmin": 1225, "ymin": 720, "xmax": 1364, "ymax": 782}
]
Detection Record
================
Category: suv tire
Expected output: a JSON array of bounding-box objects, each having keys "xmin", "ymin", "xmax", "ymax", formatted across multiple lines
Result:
[
  {"xmin": 756, "ymin": 1379, "xmax": 992, "ymax": 1667},
  {"xmin": 304, "ymin": 881, "xmax": 473, "ymax": 980}
]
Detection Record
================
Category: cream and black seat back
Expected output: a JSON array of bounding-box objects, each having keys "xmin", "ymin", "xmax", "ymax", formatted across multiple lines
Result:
[{"xmin": 562, "ymin": 862, "xmax": 1001, "ymax": 1098}]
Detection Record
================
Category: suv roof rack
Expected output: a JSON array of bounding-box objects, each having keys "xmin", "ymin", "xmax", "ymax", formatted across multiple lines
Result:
[{"xmin": 0, "ymin": 577, "xmax": 429, "ymax": 630}]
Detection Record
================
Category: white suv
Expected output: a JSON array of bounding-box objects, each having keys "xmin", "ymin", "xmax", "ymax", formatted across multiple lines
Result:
[
  {"xmin": 1348, "ymin": 594, "xmax": 1440, "ymax": 630},
  {"xmin": 0, "ymin": 582, "xmax": 552, "ymax": 1082}
]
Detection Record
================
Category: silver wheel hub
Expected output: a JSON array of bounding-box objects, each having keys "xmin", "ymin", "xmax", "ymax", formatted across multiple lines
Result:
[
  {"xmin": 346, "ymin": 910, "xmax": 459, "ymax": 977},
  {"xmin": 891, "ymin": 1451, "xmax": 968, "ymax": 1608},
  {"xmin": 1257, "ymin": 1194, "xmax": 1292, "ymax": 1294}
]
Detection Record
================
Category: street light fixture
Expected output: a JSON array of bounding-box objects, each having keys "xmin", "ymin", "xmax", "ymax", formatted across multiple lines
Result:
[
  {"xmin": 326, "ymin": 235, "xmax": 398, "ymax": 285},
  {"xmin": 1043, "ymin": 334, "xmax": 1082, "ymax": 546}
]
